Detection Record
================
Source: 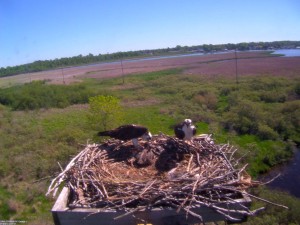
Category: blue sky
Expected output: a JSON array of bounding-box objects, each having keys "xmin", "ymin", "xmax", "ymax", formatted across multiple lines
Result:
[{"xmin": 0, "ymin": 0, "xmax": 299, "ymax": 67}]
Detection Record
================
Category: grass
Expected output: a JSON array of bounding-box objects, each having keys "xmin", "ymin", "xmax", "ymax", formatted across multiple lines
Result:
[
  {"xmin": 123, "ymin": 105, "xmax": 176, "ymax": 134},
  {"xmin": 246, "ymin": 187, "xmax": 300, "ymax": 224},
  {"xmin": 0, "ymin": 67, "xmax": 299, "ymax": 224}
]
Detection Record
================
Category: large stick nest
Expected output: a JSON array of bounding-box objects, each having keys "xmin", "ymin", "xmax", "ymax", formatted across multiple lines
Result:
[{"xmin": 47, "ymin": 134, "xmax": 266, "ymax": 221}]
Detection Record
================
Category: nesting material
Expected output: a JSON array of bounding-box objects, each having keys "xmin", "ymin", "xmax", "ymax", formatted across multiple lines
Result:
[{"xmin": 47, "ymin": 134, "xmax": 265, "ymax": 222}]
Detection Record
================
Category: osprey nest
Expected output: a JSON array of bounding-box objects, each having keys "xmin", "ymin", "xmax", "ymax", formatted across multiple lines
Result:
[{"xmin": 47, "ymin": 134, "xmax": 269, "ymax": 221}]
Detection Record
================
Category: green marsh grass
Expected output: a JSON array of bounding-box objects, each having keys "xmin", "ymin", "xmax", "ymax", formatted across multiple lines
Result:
[{"xmin": 0, "ymin": 68, "xmax": 299, "ymax": 223}]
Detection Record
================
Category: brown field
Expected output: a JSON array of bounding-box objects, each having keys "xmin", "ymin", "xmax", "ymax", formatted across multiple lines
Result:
[{"xmin": 1, "ymin": 51, "xmax": 300, "ymax": 87}]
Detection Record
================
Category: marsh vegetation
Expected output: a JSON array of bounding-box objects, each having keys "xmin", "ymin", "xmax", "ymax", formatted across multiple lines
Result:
[{"xmin": 0, "ymin": 66, "xmax": 299, "ymax": 224}]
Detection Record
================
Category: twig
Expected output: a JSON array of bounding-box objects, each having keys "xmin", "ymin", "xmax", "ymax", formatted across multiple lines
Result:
[
  {"xmin": 243, "ymin": 192, "xmax": 288, "ymax": 209},
  {"xmin": 261, "ymin": 173, "xmax": 281, "ymax": 185}
]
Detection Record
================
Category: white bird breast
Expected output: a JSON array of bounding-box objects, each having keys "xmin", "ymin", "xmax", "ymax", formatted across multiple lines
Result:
[{"xmin": 182, "ymin": 124, "xmax": 195, "ymax": 140}]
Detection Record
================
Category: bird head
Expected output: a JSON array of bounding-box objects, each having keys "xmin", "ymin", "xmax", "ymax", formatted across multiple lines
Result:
[
  {"xmin": 184, "ymin": 119, "xmax": 192, "ymax": 126},
  {"xmin": 141, "ymin": 131, "xmax": 152, "ymax": 141}
]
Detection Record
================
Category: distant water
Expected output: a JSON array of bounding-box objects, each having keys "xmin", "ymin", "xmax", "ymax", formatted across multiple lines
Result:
[
  {"xmin": 272, "ymin": 49, "xmax": 300, "ymax": 57},
  {"xmin": 264, "ymin": 149, "xmax": 300, "ymax": 198}
]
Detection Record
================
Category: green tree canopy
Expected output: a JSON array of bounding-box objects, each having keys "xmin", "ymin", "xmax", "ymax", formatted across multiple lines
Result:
[{"xmin": 88, "ymin": 95, "xmax": 123, "ymax": 131}]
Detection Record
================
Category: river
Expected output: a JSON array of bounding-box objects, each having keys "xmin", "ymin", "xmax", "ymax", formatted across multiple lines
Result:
[
  {"xmin": 262, "ymin": 149, "xmax": 300, "ymax": 198},
  {"xmin": 272, "ymin": 49, "xmax": 300, "ymax": 57}
]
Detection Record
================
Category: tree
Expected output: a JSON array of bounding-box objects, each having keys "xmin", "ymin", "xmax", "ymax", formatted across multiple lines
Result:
[
  {"xmin": 88, "ymin": 95, "xmax": 123, "ymax": 131},
  {"xmin": 237, "ymin": 42, "xmax": 249, "ymax": 51},
  {"xmin": 203, "ymin": 44, "xmax": 213, "ymax": 52}
]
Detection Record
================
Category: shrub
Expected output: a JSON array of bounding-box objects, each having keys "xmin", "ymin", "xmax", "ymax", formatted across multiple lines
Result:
[
  {"xmin": 259, "ymin": 91, "xmax": 287, "ymax": 103},
  {"xmin": 257, "ymin": 124, "xmax": 279, "ymax": 140},
  {"xmin": 88, "ymin": 95, "xmax": 123, "ymax": 131},
  {"xmin": 294, "ymin": 82, "xmax": 300, "ymax": 96},
  {"xmin": 193, "ymin": 92, "xmax": 217, "ymax": 110},
  {"xmin": 0, "ymin": 81, "xmax": 94, "ymax": 110},
  {"xmin": 223, "ymin": 99, "xmax": 261, "ymax": 135},
  {"xmin": 220, "ymin": 87, "xmax": 231, "ymax": 96},
  {"xmin": 279, "ymin": 101, "xmax": 300, "ymax": 143}
]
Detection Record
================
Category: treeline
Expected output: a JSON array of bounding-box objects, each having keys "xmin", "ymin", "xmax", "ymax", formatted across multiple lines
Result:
[
  {"xmin": 202, "ymin": 40, "xmax": 300, "ymax": 51},
  {"xmin": 1, "ymin": 40, "xmax": 300, "ymax": 77}
]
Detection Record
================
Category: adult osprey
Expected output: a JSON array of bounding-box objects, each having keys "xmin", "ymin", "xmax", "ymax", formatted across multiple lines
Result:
[
  {"xmin": 174, "ymin": 119, "xmax": 196, "ymax": 141},
  {"xmin": 98, "ymin": 124, "xmax": 152, "ymax": 148}
]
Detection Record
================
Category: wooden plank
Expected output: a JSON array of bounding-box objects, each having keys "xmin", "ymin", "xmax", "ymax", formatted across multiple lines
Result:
[{"xmin": 52, "ymin": 187, "xmax": 69, "ymax": 211}]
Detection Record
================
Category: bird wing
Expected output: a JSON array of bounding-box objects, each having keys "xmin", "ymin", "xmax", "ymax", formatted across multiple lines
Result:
[
  {"xmin": 174, "ymin": 124, "xmax": 185, "ymax": 139},
  {"xmin": 116, "ymin": 124, "xmax": 148, "ymax": 140},
  {"xmin": 191, "ymin": 125, "xmax": 197, "ymax": 135},
  {"xmin": 98, "ymin": 124, "xmax": 148, "ymax": 141}
]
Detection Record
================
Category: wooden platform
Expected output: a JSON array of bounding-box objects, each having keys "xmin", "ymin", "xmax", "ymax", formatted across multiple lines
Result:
[{"xmin": 52, "ymin": 187, "xmax": 251, "ymax": 225}]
